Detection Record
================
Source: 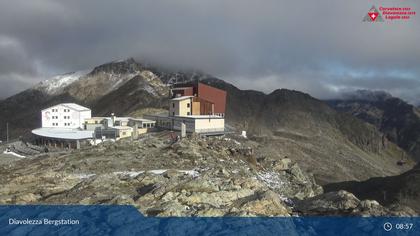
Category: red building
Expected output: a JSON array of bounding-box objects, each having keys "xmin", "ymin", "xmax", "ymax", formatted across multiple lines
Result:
[{"xmin": 171, "ymin": 82, "xmax": 227, "ymax": 116}]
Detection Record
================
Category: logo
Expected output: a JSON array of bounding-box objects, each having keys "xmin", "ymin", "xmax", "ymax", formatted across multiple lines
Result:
[{"xmin": 363, "ymin": 6, "xmax": 384, "ymax": 22}]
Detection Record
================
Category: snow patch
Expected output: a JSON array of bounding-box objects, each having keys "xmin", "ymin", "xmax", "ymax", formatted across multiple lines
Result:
[
  {"xmin": 113, "ymin": 171, "xmax": 144, "ymax": 178},
  {"xmin": 143, "ymin": 84, "xmax": 158, "ymax": 96},
  {"xmin": 3, "ymin": 150, "xmax": 26, "ymax": 158},
  {"xmin": 74, "ymin": 173, "xmax": 96, "ymax": 179},
  {"xmin": 113, "ymin": 169, "xmax": 200, "ymax": 178},
  {"xmin": 256, "ymin": 171, "xmax": 284, "ymax": 190},
  {"xmin": 35, "ymin": 70, "xmax": 90, "ymax": 95}
]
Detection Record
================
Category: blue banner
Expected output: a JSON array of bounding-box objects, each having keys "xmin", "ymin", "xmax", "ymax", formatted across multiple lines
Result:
[{"xmin": 0, "ymin": 205, "xmax": 418, "ymax": 236}]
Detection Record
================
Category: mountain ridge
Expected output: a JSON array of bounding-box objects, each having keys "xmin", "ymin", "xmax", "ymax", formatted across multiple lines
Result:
[{"xmin": 328, "ymin": 90, "xmax": 420, "ymax": 161}]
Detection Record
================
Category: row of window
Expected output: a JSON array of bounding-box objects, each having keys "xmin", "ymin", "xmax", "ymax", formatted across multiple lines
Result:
[
  {"xmin": 172, "ymin": 112, "xmax": 191, "ymax": 116},
  {"xmin": 171, "ymin": 103, "xmax": 191, "ymax": 108},
  {"xmin": 52, "ymin": 116, "xmax": 71, "ymax": 119},
  {"xmin": 52, "ymin": 123, "xmax": 71, "ymax": 126},
  {"xmin": 142, "ymin": 123, "xmax": 155, "ymax": 128},
  {"xmin": 52, "ymin": 108, "xmax": 71, "ymax": 112}
]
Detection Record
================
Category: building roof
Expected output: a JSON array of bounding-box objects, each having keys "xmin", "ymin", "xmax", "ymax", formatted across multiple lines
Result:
[
  {"xmin": 177, "ymin": 115, "xmax": 224, "ymax": 119},
  {"xmin": 128, "ymin": 118, "xmax": 156, "ymax": 123},
  {"xmin": 111, "ymin": 126, "xmax": 133, "ymax": 130},
  {"xmin": 171, "ymin": 96, "xmax": 193, "ymax": 101},
  {"xmin": 114, "ymin": 117, "xmax": 132, "ymax": 122},
  {"xmin": 87, "ymin": 117, "xmax": 107, "ymax": 120},
  {"xmin": 62, "ymin": 103, "xmax": 91, "ymax": 111},
  {"xmin": 171, "ymin": 86, "xmax": 193, "ymax": 90},
  {"xmin": 42, "ymin": 103, "xmax": 91, "ymax": 112},
  {"xmin": 145, "ymin": 114, "xmax": 224, "ymax": 120},
  {"xmin": 32, "ymin": 128, "xmax": 94, "ymax": 140}
]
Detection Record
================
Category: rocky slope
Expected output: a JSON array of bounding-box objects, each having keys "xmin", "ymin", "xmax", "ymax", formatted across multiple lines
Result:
[
  {"xmin": 0, "ymin": 133, "xmax": 414, "ymax": 216},
  {"xmin": 328, "ymin": 90, "xmax": 420, "ymax": 161}
]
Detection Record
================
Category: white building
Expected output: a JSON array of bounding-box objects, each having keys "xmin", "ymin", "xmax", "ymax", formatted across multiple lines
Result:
[{"xmin": 41, "ymin": 103, "xmax": 91, "ymax": 129}]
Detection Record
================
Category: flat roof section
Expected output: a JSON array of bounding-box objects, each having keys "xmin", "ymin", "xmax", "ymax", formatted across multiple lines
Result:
[
  {"xmin": 32, "ymin": 128, "xmax": 94, "ymax": 140},
  {"xmin": 176, "ymin": 115, "xmax": 224, "ymax": 119},
  {"xmin": 129, "ymin": 118, "xmax": 156, "ymax": 123},
  {"xmin": 171, "ymin": 96, "xmax": 194, "ymax": 101},
  {"xmin": 145, "ymin": 114, "xmax": 224, "ymax": 120}
]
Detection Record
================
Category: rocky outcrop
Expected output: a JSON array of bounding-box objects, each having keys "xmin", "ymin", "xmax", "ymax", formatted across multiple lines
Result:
[{"xmin": 295, "ymin": 190, "xmax": 416, "ymax": 216}]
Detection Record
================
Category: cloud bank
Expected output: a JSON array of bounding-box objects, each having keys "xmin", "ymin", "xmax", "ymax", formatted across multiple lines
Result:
[{"xmin": 0, "ymin": 0, "xmax": 419, "ymax": 104}]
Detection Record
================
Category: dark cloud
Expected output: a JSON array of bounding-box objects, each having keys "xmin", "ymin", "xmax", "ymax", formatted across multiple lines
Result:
[{"xmin": 0, "ymin": 0, "xmax": 419, "ymax": 103}]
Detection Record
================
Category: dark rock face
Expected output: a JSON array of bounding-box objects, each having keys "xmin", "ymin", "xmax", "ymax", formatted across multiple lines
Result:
[
  {"xmin": 328, "ymin": 91, "xmax": 420, "ymax": 160},
  {"xmin": 324, "ymin": 163, "xmax": 420, "ymax": 214}
]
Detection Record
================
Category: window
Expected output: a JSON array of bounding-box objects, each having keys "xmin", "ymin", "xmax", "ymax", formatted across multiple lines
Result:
[
  {"xmin": 143, "ymin": 124, "xmax": 146, "ymax": 128},
  {"xmin": 187, "ymin": 112, "xmax": 190, "ymax": 115},
  {"xmin": 172, "ymin": 103, "xmax": 175, "ymax": 108},
  {"xmin": 187, "ymin": 103, "xmax": 190, "ymax": 108},
  {"xmin": 172, "ymin": 112, "xmax": 175, "ymax": 116}
]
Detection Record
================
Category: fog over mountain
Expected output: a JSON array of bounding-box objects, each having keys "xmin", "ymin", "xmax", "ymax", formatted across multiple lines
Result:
[{"xmin": 0, "ymin": 0, "xmax": 419, "ymax": 103}]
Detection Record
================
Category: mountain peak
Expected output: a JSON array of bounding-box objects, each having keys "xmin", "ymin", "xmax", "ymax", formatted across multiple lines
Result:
[
  {"xmin": 89, "ymin": 58, "xmax": 143, "ymax": 76},
  {"xmin": 341, "ymin": 90, "xmax": 393, "ymax": 102}
]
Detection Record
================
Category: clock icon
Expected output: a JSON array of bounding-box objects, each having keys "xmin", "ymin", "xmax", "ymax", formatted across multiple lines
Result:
[{"xmin": 384, "ymin": 222, "xmax": 393, "ymax": 232}]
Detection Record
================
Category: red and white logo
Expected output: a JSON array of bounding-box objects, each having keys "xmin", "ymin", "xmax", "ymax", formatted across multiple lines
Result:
[{"xmin": 363, "ymin": 6, "xmax": 384, "ymax": 22}]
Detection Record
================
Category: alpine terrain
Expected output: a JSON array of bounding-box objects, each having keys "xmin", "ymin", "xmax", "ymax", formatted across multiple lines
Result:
[{"xmin": 0, "ymin": 58, "xmax": 417, "ymax": 216}]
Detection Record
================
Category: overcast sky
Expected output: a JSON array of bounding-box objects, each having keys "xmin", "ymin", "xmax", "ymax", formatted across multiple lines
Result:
[{"xmin": 0, "ymin": 0, "xmax": 419, "ymax": 104}]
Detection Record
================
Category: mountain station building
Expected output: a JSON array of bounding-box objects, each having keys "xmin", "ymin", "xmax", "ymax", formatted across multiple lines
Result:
[
  {"xmin": 32, "ymin": 104, "xmax": 156, "ymax": 149},
  {"xmin": 145, "ymin": 82, "xmax": 227, "ymax": 135}
]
